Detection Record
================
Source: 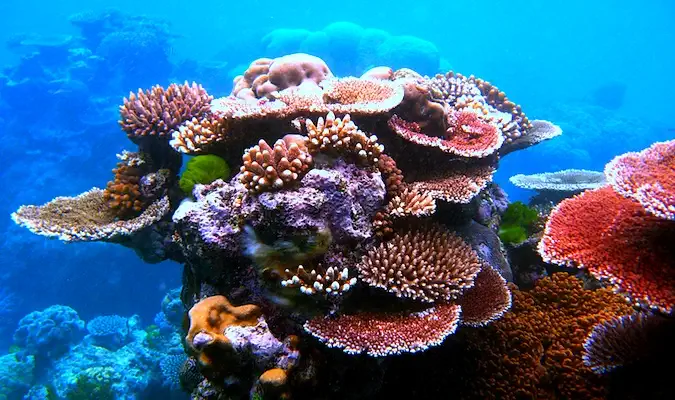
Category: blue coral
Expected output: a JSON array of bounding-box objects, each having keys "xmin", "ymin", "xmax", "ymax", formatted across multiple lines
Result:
[
  {"xmin": 13, "ymin": 305, "xmax": 85, "ymax": 358},
  {"xmin": 159, "ymin": 354, "xmax": 188, "ymax": 390},
  {"xmin": 159, "ymin": 288, "xmax": 184, "ymax": 329},
  {"xmin": 0, "ymin": 353, "xmax": 35, "ymax": 399}
]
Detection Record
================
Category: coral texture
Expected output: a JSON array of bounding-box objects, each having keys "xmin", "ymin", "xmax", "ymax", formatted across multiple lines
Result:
[
  {"xmin": 539, "ymin": 186, "xmax": 675, "ymax": 313},
  {"xmin": 12, "ymin": 189, "xmax": 170, "ymax": 242},
  {"xmin": 460, "ymin": 273, "xmax": 633, "ymax": 400},
  {"xmin": 357, "ymin": 223, "xmax": 482, "ymax": 303},
  {"xmin": 240, "ymin": 134, "xmax": 314, "ymax": 194},
  {"xmin": 304, "ymin": 303, "xmax": 461, "ymax": 357},
  {"xmin": 509, "ymin": 169, "xmax": 606, "ymax": 192},
  {"xmin": 119, "ymin": 82, "xmax": 212, "ymax": 139},
  {"xmin": 605, "ymin": 138, "xmax": 675, "ymax": 220}
]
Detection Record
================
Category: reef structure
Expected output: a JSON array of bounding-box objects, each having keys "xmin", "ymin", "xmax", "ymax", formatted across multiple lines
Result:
[{"xmin": 12, "ymin": 52, "xmax": 563, "ymax": 398}]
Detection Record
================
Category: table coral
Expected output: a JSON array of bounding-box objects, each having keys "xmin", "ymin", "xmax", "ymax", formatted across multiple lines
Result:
[
  {"xmin": 539, "ymin": 186, "xmax": 675, "ymax": 313},
  {"xmin": 304, "ymin": 303, "xmax": 462, "ymax": 357},
  {"xmin": 605, "ymin": 139, "xmax": 675, "ymax": 220}
]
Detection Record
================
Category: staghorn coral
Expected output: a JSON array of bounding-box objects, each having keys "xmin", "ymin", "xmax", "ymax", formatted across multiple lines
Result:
[
  {"xmin": 376, "ymin": 153, "xmax": 404, "ymax": 198},
  {"xmin": 119, "ymin": 82, "xmax": 212, "ymax": 139},
  {"xmin": 408, "ymin": 163, "xmax": 495, "ymax": 204},
  {"xmin": 240, "ymin": 134, "xmax": 314, "ymax": 194},
  {"xmin": 539, "ymin": 186, "xmax": 675, "ymax": 313},
  {"xmin": 459, "ymin": 273, "xmax": 634, "ymax": 400},
  {"xmin": 357, "ymin": 222, "xmax": 482, "ymax": 303},
  {"xmin": 12, "ymin": 189, "xmax": 170, "ymax": 242},
  {"xmin": 304, "ymin": 112, "xmax": 384, "ymax": 166},
  {"xmin": 457, "ymin": 265, "xmax": 511, "ymax": 327},
  {"xmin": 605, "ymin": 138, "xmax": 675, "ymax": 220},
  {"xmin": 103, "ymin": 151, "xmax": 148, "ymax": 218},
  {"xmin": 304, "ymin": 303, "xmax": 461, "ymax": 357}
]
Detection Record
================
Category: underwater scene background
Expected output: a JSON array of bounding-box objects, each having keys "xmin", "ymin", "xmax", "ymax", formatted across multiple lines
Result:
[{"xmin": 0, "ymin": 0, "xmax": 673, "ymax": 399}]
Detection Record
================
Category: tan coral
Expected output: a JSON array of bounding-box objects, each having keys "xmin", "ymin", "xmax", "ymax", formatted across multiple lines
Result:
[
  {"xmin": 280, "ymin": 264, "xmax": 358, "ymax": 296},
  {"xmin": 386, "ymin": 188, "xmax": 437, "ymax": 218},
  {"xmin": 240, "ymin": 134, "xmax": 314, "ymax": 194},
  {"xmin": 321, "ymin": 77, "xmax": 405, "ymax": 115},
  {"xmin": 170, "ymin": 115, "xmax": 231, "ymax": 154},
  {"xmin": 377, "ymin": 154, "xmax": 404, "ymax": 198},
  {"xmin": 185, "ymin": 295, "xmax": 262, "ymax": 372},
  {"xmin": 409, "ymin": 163, "xmax": 495, "ymax": 204},
  {"xmin": 12, "ymin": 189, "xmax": 169, "ymax": 242},
  {"xmin": 305, "ymin": 112, "xmax": 384, "ymax": 165},
  {"xmin": 232, "ymin": 54, "xmax": 332, "ymax": 100},
  {"xmin": 357, "ymin": 222, "xmax": 483, "ymax": 303}
]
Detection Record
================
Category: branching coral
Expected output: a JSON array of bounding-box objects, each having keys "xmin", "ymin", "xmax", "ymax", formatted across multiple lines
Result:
[
  {"xmin": 280, "ymin": 264, "xmax": 357, "ymax": 296},
  {"xmin": 119, "ymin": 82, "xmax": 212, "ymax": 139},
  {"xmin": 304, "ymin": 303, "xmax": 461, "ymax": 357},
  {"xmin": 169, "ymin": 115, "xmax": 232, "ymax": 154},
  {"xmin": 304, "ymin": 112, "xmax": 384, "ymax": 166},
  {"xmin": 357, "ymin": 222, "xmax": 482, "ymax": 303},
  {"xmin": 240, "ymin": 134, "xmax": 314, "ymax": 194},
  {"xmin": 458, "ymin": 273, "xmax": 634, "ymax": 400}
]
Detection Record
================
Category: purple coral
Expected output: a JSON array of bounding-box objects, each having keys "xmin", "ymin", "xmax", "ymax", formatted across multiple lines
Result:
[{"xmin": 174, "ymin": 159, "xmax": 386, "ymax": 256}]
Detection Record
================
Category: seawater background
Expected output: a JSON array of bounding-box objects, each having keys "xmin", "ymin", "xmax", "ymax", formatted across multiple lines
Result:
[{"xmin": 0, "ymin": 0, "xmax": 673, "ymax": 349}]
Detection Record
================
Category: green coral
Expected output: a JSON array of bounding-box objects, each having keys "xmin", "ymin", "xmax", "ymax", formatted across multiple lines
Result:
[
  {"xmin": 145, "ymin": 324, "xmax": 161, "ymax": 349},
  {"xmin": 179, "ymin": 155, "xmax": 230, "ymax": 195},
  {"xmin": 498, "ymin": 201, "xmax": 539, "ymax": 245}
]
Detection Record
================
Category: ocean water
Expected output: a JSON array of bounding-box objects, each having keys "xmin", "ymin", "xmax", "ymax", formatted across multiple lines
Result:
[{"xmin": 0, "ymin": 0, "xmax": 673, "ymax": 399}]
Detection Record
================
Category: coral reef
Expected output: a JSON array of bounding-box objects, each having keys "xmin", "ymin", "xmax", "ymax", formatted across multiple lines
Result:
[
  {"xmin": 539, "ymin": 141, "xmax": 675, "ymax": 313},
  {"xmin": 13, "ymin": 305, "xmax": 86, "ymax": 359},
  {"xmin": 11, "ymin": 51, "xmax": 567, "ymax": 398}
]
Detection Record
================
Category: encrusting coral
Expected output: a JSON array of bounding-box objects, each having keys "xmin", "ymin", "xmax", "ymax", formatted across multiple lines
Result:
[{"xmin": 457, "ymin": 273, "xmax": 634, "ymax": 400}]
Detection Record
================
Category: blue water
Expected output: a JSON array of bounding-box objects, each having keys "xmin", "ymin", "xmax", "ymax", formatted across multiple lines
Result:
[{"xmin": 0, "ymin": 0, "xmax": 673, "ymax": 398}]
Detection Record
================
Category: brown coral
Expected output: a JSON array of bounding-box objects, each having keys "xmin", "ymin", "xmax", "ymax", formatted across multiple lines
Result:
[
  {"xmin": 408, "ymin": 163, "xmax": 495, "ymax": 204},
  {"xmin": 119, "ymin": 82, "xmax": 212, "ymax": 139},
  {"xmin": 321, "ymin": 77, "xmax": 405, "ymax": 115},
  {"xmin": 377, "ymin": 153, "xmax": 404, "ymax": 198},
  {"xmin": 357, "ymin": 222, "xmax": 482, "ymax": 303},
  {"xmin": 305, "ymin": 112, "xmax": 384, "ymax": 165},
  {"xmin": 103, "ymin": 151, "xmax": 147, "ymax": 218},
  {"xmin": 458, "ymin": 273, "xmax": 634, "ymax": 400},
  {"xmin": 11, "ymin": 189, "xmax": 169, "ymax": 242},
  {"xmin": 240, "ymin": 134, "xmax": 314, "ymax": 194},
  {"xmin": 185, "ymin": 295, "xmax": 262, "ymax": 374},
  {"xmin": 458, "ymin": 265, "xmax": 511, "ymax": 327}
]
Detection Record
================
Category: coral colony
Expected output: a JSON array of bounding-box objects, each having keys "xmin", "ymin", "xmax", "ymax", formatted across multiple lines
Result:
[{"xmin": 11, "ymin": 53, "xmax": 674, "ymax": 398}]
